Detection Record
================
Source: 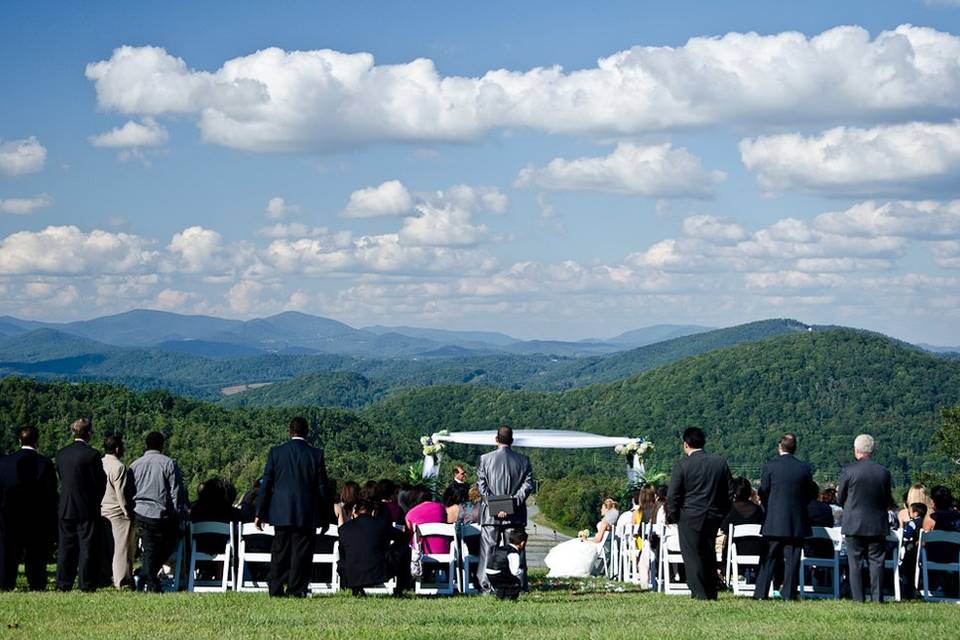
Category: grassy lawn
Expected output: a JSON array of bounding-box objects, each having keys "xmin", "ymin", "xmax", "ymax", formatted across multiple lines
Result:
[{"xmin": 0, "ymin": 575, "xmax": 957, "ymax": 639}]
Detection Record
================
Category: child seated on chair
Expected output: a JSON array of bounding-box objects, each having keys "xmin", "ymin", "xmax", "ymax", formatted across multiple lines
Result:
[
  {"xmin": 485, "ymin": 529, "xmax": 528, "ymax": 601},
  {"xmin": 900, "ymin": 502, "xmax": 927, "ymax": 599}
]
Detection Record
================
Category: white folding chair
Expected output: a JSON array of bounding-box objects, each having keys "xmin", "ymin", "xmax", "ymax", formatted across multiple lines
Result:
[
  {"xmin": 187, "ymin": 521, "xmax": 234, "ymax": 592},
  {"xmin": 458, "ymin": 523, "xmax": 482, "ymax": 595},
  {"xmin": 799, "ymin": 526, "xmax": 842, "ymax": 599},
  {"xmin": 414, "ymin": 523, "xmax": 457, "ymax": 595},
  {"xmin": 236, "ymin": 522, "xmax": 274, "ymax": 592},
  {"xmin": 917, "ymin": 530, "xmax": 960, "ymax": 602},
  {"xmin": 596, "ymin": 530, "xmax": 612, "ymax": 578},
  {"xmin": 882, "ymin": 529, "xmax": 902, "ymax": 602},
  {"xmin": 309, "ymin": 524, "xmax": 340, "ymax": 595},
  {"xmin": 659, "ymin": 524, "xmax": 690, "ymax": 596},
  {"xmin": 726, "ymin": 524, "xmax": 764, "ymax": 597},
  {"xmin": 616, "ymin": 523, "xmax": 640, "ymax": 583},
  {"xmin": 363, "ymin": 524, "xmax": 404, "ymax": 595}
]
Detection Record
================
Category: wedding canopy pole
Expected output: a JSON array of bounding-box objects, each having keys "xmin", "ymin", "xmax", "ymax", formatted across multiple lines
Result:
[{"xmin": 418, "ymin": 429, "xmax": 653, "ymax": 483}]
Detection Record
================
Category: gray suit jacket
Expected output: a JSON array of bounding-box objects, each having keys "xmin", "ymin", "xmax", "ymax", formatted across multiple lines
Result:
[
  {"xmin": 476, "ymin": 446, "xmax": 535, "ymax": 526},
  {"xmin": 837, "ymin": 457, "xmax": 892, "ymax": 537}
]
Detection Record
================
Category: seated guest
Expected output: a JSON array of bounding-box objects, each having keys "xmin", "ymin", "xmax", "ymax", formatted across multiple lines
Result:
[
  {"xmin": 338, "ymin": 499, "xmax": 408, "ymax": 596},
  {"xmin": 190, "ymin": 478, "xmax": 240, "ymax": 523},
  {"xmin": 443, "ymin": 483, "xmax": 469, "ymax": 524},
  {"xmin": 405, "ymin": 486, "xmax": 450, "ymax": 555},
  {"xmin": 458, "ymin": 485, "xmax": 482, "ymax": 526},
  {"xmin": 485, "ymin": 529, "xmax": 528, "ymax": 601},
  {"xmin": 923, "ymin": 486, "xmax": 960, "ymax": 533},
  {"xmin": 901, "ymin": 502, "xmax": 927, "ymax": 599},
  {"xmin": 807, "ymin": 482, "xmax": 835, "ymax": 528},
  {"xmin": 237, "ymin": 478, "xmax": 262, "ymax": 524},
  {"xmin": 898, "ymin": 484, "xmax": 932, "ymax": 528},
  {"xmin": 721, "ymin": 477, "xmax": 765, "ymax": 568},
  {"xmin": 653, "ymin": 485, "xmax": 669, "ymax": 526},
  {"xmin": 377, "ymin": 479, "xmax": 404, "ymax": 526},
  {"xmin": 335, "ymin": 481, "xmax": 360, "ymax": 526},
  {"xmin": 819, "ymin": 486, "xmax": 842, "ymax": 527},
  {"xmin": 360, "ymin": 480, "xmax": 379, "ymax": 503}
]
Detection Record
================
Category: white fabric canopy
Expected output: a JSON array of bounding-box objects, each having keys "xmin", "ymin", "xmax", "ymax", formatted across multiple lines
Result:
[{"xmin": 433, "ymin": 429, "xmax": 635, "ymax": 449}]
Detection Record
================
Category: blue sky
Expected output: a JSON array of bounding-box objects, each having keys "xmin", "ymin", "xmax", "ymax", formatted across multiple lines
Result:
[{"xmin": 2, "ymin": 1, "xmax": 960, "ymax": 344}]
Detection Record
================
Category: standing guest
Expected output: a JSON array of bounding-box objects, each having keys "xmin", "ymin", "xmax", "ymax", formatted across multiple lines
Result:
[
  {"xmin": 130, "ymin": 432, "xmax": 187, "ymax": 593},
  {"xmin": 335, "ymin": 481, "xmax": 360, "ymax": 526},
  {"xmin": 255, "ymin": 417, "xmax": 330, "ymax": 598},
  {"xmin": 754, "ymin": 434, "xmax": 817, "ymax": 600},
  {"xmin": 101, "ymin": 434, "xmax": 134, "ymax": 590},
  {"xmin": 0, "ymin": 426, "xmax": 58, "ymax": 591},
  {"xmin": 837, "ymin": 433, "xmax": 892, "ymax": 603},
  {"xmin": 338, "ymin": 499, "xmax": 407, "ymax": 596},
  {"xmin": 666, "ymin": 426, "xmax": 733, "ymax": 600},
  {"xmin": 807, "ymin": 482, "xmax": 836, "ymax": 528},
  {"xmin": 476, "ymin": 425, "xmax": 535, "ymax": 592},
  {"xmin": 447, "ymin": 464, "xmax": 468, "ymax": 495},
  {"xmin": 55, "ymin": 418, "xmax": 107, "ymax": 592}
]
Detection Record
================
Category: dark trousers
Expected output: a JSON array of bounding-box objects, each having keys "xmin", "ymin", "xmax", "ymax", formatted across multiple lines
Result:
[
  {"xmin": 57, "ymin": 518, "xmax": 100, "ymax": 591},
  {"xmin": 269, "ymin": 526, "xmax": 313, "ymax": 597},
  {"xmin": 478, "ymin": 523, "xmax": 527, "ymax": 591},
  {"xmin": 1, "ymin": 524, "xmax": 52, "ymax": 591},
  {"xmin": 677, "ymin": 514, "xmax": 722, "ymax": 600},
  {"xmin": 135, "ymin": 516, "xmax": 179, "ymax": 593},
  {"xmin": 754, "ymin": 537, "xmax": 803, "ymax": 600},
  {"xmin": 846, "ymin": 535, "xmax": 885, "ymax": 603}
]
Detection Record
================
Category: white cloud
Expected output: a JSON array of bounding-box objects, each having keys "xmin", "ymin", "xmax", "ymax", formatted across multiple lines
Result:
[
  {"xmin": 399, "ymin": 202, "xmax": 488, "ymax": 247},
  {"xmin": 340, "ymin": 180, "xmax": 413, "ymax": 218},
  {"xmin": 424, "ymin": 185, "xmax": 508, "ymax": 215},
  {"xmin": 933, "ymin": 241, "xmax": 960, "ymax": 268},
  {"xmin": 85, "ymin": 26, "xmax": 960, "ymax": 152},
  {"xmin": 256, "ymin": 223, "xmax": 328, "ymax": 238},
  {"xmin": 0, "ymin": 137, "xmax": 47, "ymax": 177},
  {"xmin": 264, "ymin": 196, "xmax": 302, "ymax": 220},
  {"xmin": 22, "ymin": 282, "xmax": 80, "ymax": 307},
  {"xmin": 0, "ymin": 194, "xmax": 52, "ymax": 215},
  {"xmin": 681, "ymin": 215, "xmax": 747, "ymax": 243},
  {"xmin": 0, "ymin": 226, "xmax": 156, "ymax": 275},
  {"xmin": 515, "ymin": 142, "xmax": 725, "ymax": 198},
  {"xmin": 225, "ymin": 279, "xmax": 264, "ymax": 314},
  {"xmin": 89, "ymin": 117, "xmax": 168, "ymax": 148},
  {"xmin": 813, "ymin": 200, "xmax": 960, "ymax": 239},
  {"xmin": 166, "ymin": 226, "xmax": 224, "ymax": 273},
  {"xmin": 744, "ymin": 271, "xmax": 845, "ymax": 290},
  {"xmin": 740, "ymin": 120, "xmax": 960, "ymax": 196},
  {"xmin": 151, "ymin": 288, "xmax": 198, "ymax": 311}
]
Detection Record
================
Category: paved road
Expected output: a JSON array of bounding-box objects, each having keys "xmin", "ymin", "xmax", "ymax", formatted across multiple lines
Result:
[{"xmin": 524, "ymin": 502, "xmax": 570, "ymax": 568}]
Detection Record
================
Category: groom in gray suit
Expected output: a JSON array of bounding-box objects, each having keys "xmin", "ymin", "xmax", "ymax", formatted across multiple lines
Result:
[{"xmin": 476, "ymin": 425, "xmax": 535, "ymax": 592}]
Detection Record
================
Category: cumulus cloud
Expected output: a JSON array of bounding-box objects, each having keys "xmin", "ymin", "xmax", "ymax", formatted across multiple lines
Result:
[
  {"xmin": 399, "ymin": 202, "xmax": 488, "ymax": 247},
  {"xmin": 681, "ymin": 215, "xmax": 747, "ymax": 243},
  {"xmin": 740, "ymin": 120, "xmax": 960, "ymax": 196},
  {"xmin": 89, "ymin": 117, "xmax": 168, "ymax": 148},
  {"xmin": 340, "ymin": 180, "xmax": 413, "ymax": 218},
  {"xmin": 166, "ymin": 226, "xmax": 225, "ymax": 273},
  {"xmin": 85, "ymin": 26, "xmax": 960, "ymax": 152},
  {"xmin": 422, "ymin": 184, "xmax": 508, "ymax": 215},
  {"xmin": 257, "ymin": 223, "xmax": 328, "ymax": 238},
  {"xmin": 0, "ymin": 226, "xmax": 156, "ymax": 275},
  {"xmin": 151, "ymin": 288, "xmax": 198, "ymax": 311},
  {"xmin": 516, "ymin": 142, "xmax": 725, "ymax": 198},
  {"xmin": 0, "ymin": 137, "xmax": 47, "ymax": 177},
  {"xmin": 0, "ymin": 194, "xmax": 52, "ymax": 215},
  {"xmin": 264, "ymin": 196, "xmax": 303, "ymax": 220},
  {"xmin": 813, "ymin": 200, "xmax": 960, "ymax": 239}
]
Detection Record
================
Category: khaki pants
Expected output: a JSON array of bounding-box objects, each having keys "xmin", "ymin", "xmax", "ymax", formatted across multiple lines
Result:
[{"xmin": 105, "ymin": 514, "xmax": 134, "ymax": 589}]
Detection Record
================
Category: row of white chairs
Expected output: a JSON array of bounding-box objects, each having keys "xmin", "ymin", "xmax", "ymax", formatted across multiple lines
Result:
[
  {"xmin": 162, "ymin": 521, "xmax": 486, "ymax": 595},
  {"xmin": 612, "ymin": 521, "xmax": 960, "ymax": 602}
]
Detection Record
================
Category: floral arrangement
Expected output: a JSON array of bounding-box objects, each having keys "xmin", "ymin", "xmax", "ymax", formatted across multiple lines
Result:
[
  {"xmin": 577, "ymin": 529, "xmax": 590, "ymax": 540},
  {"xmin": 614, "ymin": 439, "xmax": 654, "ymax": 459},
  {"xmin": 420, "ymin": 430, "xmax": 449, "ymax": 457}
]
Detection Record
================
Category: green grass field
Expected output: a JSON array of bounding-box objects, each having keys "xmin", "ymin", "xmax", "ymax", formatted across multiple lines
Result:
[{"xmin": 0, "ymin": 575, "xmax": 957, "ymax": 640}]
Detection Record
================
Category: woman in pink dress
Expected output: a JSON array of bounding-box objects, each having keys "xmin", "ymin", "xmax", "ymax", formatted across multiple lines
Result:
[{"xmin": 405, "ymin": 486, "xmax": 450, "ymax": 554}]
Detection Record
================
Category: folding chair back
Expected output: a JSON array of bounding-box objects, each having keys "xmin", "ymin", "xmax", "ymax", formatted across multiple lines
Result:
[
  {"xmin": 659, "ymin": 524, "xmax": 690, "ymax": 595},
  {"xmin": 917, "ymin": 530, "xmax": 960, "ymax": 602},
  {"xmin": 458, "ymin": 523, "xmax": 482, "ymax": 594},
  {"xmin": 236, "ymin": 522, "xmax": 274, "ymax": 591},
  {"xmin": 727, "ymin": 524, "xmax": 763, "ymax": 597},
  {"xmin": 188, "ymin": 521, "xmax": 234, "ymax": 592},
  {"xmin": 414, "ymin": 523, "xmax": 457, "ymax": 595},
  {"xmin": 799, "ymin": 526, "xmax": 841, "ymax": 599},
  {"xmin": 309, "ymin": 524, "xmax": 340, "ymax": 594}
]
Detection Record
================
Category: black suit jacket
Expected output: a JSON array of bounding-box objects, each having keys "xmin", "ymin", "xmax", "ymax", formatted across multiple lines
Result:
[
  {"xmin": 667, "ymin": 450, "xmax": 734, "ymax": 524},
  {"xmin": 0, "ymin": 448, "xmax": 58, "ymax": 537},
  {"xmin": 837, "ymin": 457, "xmax": 892, "ymax": 537},
  {"xmin": 338, "ymin": 513, "xmax": 405, "ymax": 588},
  {"xmin": 758, "ymin": 453, "xmax": 817, "ymax": 538},
  {"xmin": 55, "ymin": 441, "xmax": 107, "ymax": 521},
  {"xmin": 256, "ymin": 438, "xmax": 330, "ymax": 529}
]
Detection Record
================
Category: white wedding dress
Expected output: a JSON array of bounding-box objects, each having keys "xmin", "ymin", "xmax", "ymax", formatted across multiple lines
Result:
[{"xmin": 544, "ymin": 534, "xmax": 603, "ymax": 578}]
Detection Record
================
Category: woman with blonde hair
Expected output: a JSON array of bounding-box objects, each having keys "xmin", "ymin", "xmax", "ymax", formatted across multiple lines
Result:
[{"xmin": 898, "ymin": 484, "xmax": 933, "ymax": 527}]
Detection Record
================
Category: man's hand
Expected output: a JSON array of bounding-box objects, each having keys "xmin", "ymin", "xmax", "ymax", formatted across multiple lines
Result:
[
  {"xmin": 254, "ymin": 516, "xmax": 264, "ymax": 531},
  {"xmin": 497, "ymin": 511, "xmax": 508, "ymax": 519}
]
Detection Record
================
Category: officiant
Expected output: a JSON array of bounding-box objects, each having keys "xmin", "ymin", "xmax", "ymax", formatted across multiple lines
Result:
[{"xmin": 475, "ymin": 425, "xmax": 535, "ymax": 593}]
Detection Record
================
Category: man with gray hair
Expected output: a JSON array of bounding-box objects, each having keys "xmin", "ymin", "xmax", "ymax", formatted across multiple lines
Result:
[{"xmin": 837, "ymin": 433, "xmax": 892, "ymax": 602}]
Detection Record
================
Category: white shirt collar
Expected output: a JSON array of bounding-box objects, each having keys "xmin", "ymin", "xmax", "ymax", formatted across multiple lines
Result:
[
  {"xmin": 20, "ymin": 445, "xmax": 36, "ymax": 451},
  {"xmin": 291, "ymin": 436, "xmax": 306, "ymax": 441},
  {"xmin": 686, "ymin": 448, "xmax": 702, "ymax": 456}
]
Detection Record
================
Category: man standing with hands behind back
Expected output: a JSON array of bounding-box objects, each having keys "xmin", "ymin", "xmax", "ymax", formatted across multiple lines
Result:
[
  {"xmin": 256, "ymin": 416, "xmax": 331, "ymax": 598},
  {"xmin": 753, "ymin": 433, "xmax": 817, "ymax": 600},
  {"xmin": 667, "ymin": 427, "xmax": 733, "ymax": 600},
  {"xmin": 476, "ymin": 425, "xmax": 534, "ymax": 593}
]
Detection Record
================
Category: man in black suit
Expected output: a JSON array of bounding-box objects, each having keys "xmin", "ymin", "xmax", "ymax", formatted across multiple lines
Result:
[
  {"xmin": 55, "ymin": 418, "xmax": 107, "ymax": 592},
  {"xmin": 667, "ymin": 427, "xmax": 733, "ymax": 600},
  {"xmin": 753, "ymin": 433, "xmax": 817, "ymax": 600},
  {"xmin": 837, "ymin": 433, "xmax": 892, "ymax": 603},
  {"xmin": 338, "ymin": 499, "xmax": 406, "ymax": 596},
  {"xmin": 255, "ymin": 416, "xmax": 331, "ymax": 597},
  {"xmin": 0, "ymin": 426, "xmax": 58, "ymax": 590}
]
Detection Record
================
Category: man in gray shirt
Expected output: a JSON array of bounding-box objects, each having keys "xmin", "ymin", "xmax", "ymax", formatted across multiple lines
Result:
[{"xmin": 129, "ymin": 432, "xmax": 186, "ymax": 592}]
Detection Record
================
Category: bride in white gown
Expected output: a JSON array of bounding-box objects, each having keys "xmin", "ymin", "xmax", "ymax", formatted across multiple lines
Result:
[{"xmin": 544, "ymin": 499, "xmax": 619, "ymax": 578}]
